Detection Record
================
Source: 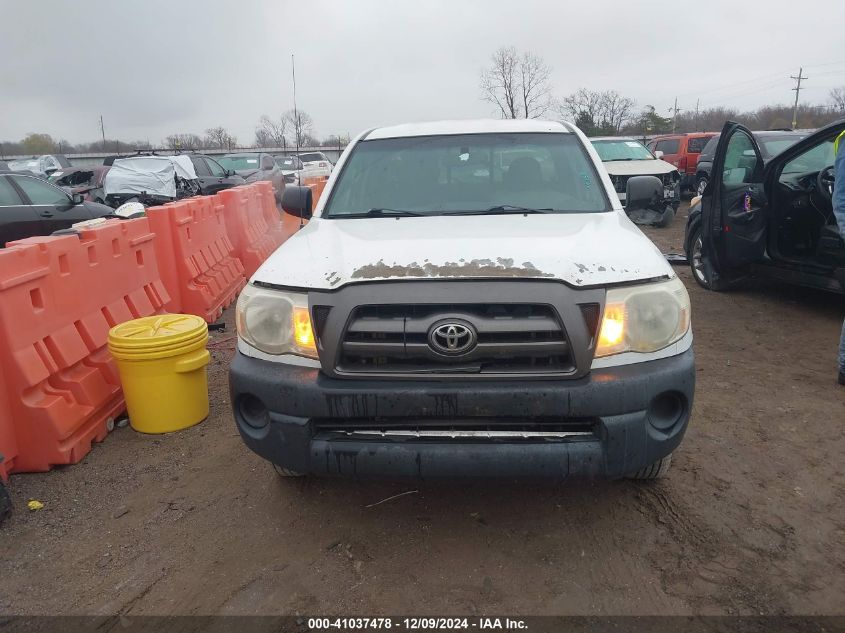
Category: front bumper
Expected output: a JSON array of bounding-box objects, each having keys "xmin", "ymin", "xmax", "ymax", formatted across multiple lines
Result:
[{"xmin": 229, "ymin": 347, "xmax": 694, "ymax": 480}]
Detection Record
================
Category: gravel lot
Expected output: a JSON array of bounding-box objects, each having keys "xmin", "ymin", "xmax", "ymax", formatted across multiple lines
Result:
[{"xmin": 2, "ymin": 203, "xmax": 844, "ymax": 616}]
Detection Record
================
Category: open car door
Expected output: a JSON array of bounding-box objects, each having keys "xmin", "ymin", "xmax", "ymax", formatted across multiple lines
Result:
[{"xmin": 700, "ymin": 121, "xmax": 766, "ymax": 287}]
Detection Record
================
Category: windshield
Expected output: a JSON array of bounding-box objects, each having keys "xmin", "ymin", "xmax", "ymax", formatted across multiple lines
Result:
[
  {"xmin": 277, "ymin": 157, "xmax": 298, "ymax": 169},
  {"xmin": 219, "ymin": 155, "xmax": 260, "ymax": 170},
  {"xmin": 759, "ymin": 135, "xmax": 805, "ymax": 158},
  {"xmin": 8, "ymin": 159, "xmax": 39, "ymax": 171},
  {"xmin": 322, "ymin": 133, "xmax": 609, "ymax": 218},
  {"xmin": 298, "ymin": 153, "xmax": 323, "ymax": 162},
  {"xmin": 590, "ymin": 139, "xmax": 654, "ymax": 161},
  {"xmin": 781, "ymin": 138, "xmax": 835, "ymax": 174}
]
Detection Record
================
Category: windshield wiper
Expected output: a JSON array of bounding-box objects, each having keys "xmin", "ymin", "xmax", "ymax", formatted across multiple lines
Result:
[
  {"xmin": 337, "ymin": 208, "xmax": 427, "ymax": 218},
  {"xmin": 445, "ymin": 205, "xmax": 552, "ymax": 216}
]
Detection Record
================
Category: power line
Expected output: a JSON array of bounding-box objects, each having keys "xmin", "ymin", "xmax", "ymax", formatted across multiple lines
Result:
[{"xmin": 791, "ymin": 67, "xmax": 808, "ymax": 129}]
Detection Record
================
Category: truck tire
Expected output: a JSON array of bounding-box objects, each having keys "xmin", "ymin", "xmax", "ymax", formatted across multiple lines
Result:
[
  {"xmin": 688, "ymin": 226, "xmax": 727, "ymax": 291},
  {"xmin": 273, "ymin": 463, "xmax": 304, "ymax": 477},
  {"xmin": 0, "ymin": 482, "xmax": 11, "ymax": 526},
  {"xmin": 628, "ymin": 454, "xmax": 672, "ymax": 480}
]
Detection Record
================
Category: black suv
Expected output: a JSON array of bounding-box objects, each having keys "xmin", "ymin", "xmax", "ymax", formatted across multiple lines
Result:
[
  {"xmin": 694, "ymin": 130, "xmax": 807, "ymax": 196},
  {"xmin": 185, "ymin": 154, "xmax": 245, "ymax": 195},
  {"xmin": 685, "ymin": 119, "xmax": 845, "ymax": 295}
]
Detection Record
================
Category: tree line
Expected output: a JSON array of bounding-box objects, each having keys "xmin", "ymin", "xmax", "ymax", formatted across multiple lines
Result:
[
  {"xmin": 480, "ymin": 46, "xmax": 845, "ymax": 136},
  {"xmin": 0, "ymin": 109, "xmax": 349, "ymax": 157}
]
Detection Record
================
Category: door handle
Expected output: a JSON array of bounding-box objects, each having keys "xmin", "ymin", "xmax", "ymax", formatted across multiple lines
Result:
[{"xmin": 40, "ymin": 212, "xmax": 54, "ymax": 218}]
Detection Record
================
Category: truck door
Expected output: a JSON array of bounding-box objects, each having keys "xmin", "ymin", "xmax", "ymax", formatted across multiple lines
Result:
[{"xmin": 701, "ymin": 122, "xmax": 767, "ymax": 283}]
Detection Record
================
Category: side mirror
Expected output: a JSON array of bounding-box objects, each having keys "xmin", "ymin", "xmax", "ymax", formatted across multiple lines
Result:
[
  {"xmin": 625, "ymin": 175, "xmax": 663, "ymax": 211},
  {"xmin": 281, "ymin": 185, "xmax": 313, "ymax": 220},
  {"xmin": 654, "ymin": 150, "xmax": 664, "ymax": 159},
  {"xmin": 71, "ymin": 192, "xmax": 85, "ymax": 205},
  {"xmin": 225, "ymin": 168, "xmax": 235, "ymax": 177}
]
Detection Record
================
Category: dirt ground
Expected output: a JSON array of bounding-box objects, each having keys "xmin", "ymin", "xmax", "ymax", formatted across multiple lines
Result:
[{"xmin": 1, "ymin": 202, "xmax": 844, "ymax": 617}]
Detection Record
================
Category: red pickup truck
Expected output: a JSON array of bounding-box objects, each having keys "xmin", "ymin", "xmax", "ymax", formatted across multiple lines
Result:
[{"xmin": 647, "ymin": 133, "xmax": 716, "ymax": 194}]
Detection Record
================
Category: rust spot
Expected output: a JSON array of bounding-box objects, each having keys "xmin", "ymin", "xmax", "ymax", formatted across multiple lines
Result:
[
  {"xmin": 351, "ymin": 258, "xmax": 555, "ymax": 280},
  {"xmin": 325, "ymin": 271, "xmax": 342, "ymax": 286}
]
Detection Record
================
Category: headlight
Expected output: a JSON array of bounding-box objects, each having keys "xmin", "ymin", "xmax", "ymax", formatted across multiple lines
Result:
[
  {"xmin": 235, "ymin": 284, "xmax": 318, "ymax": 358},
  {"xmin": 595, "ymin": 277, "xmax": 690, "ymax": 357}
]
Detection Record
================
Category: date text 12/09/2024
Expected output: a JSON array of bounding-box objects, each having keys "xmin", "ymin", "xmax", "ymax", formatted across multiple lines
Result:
[{"xmin": 306, "ymin": 618, "xmax": 528, "ymax": 631}]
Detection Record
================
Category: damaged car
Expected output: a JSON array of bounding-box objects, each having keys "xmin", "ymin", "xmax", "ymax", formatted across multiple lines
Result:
[
  {"xmin": 685, "ymin": 119, "xmax": 845, "ymax": 294},
  {"xmin": 230, "ymin": 119, "xmax": 694, "ymax": 482},
  {"xmin": 590, "ymin": 137, "xmax": 681, "ymax": 227},
  {"xmin": 6, "ymin": 154, "xmax": 71, "ymax": 178},
  {"xmin": 219, "ymin": 152, "xmax": 284, "ymax": 201},
  {"xmin": 48, "ymin": 166, "xmax": 110, "ymax": 204},
  {"xmin": 103, "ymin": 155, "xmax": 200, "ymax": 209}
]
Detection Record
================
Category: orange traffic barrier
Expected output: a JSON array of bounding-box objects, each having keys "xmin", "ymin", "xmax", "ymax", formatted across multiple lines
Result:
[
  {"xmin": 146, "ymin": 196, "xmax": 246, "ymax": 323},
  {"xmin": 302, "ymin": 177, "xmax": 328, "ymax": 207},
  {"xmin": 256, "ymin": 180, "xmax": 302, "ymax": 245},
  {"xmin": 0, "ymin": 363, "xmax": 17, "ymax": 482},
  {"xmin": 0, "ymin": 219, "xmax": 169, "ymax": 474},
  {"xmin": 219, "ymin": 184, "xmax": 285, "ymax": 278}
]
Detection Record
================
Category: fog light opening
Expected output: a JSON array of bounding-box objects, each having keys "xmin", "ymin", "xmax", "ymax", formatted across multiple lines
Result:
[
  {"xmin": 648, "ymin": 391, "xmax": 685, "ymax": 431},
  {"xmin": 239, "ymin": 394, "xmax": 270, "ymax": 429}
]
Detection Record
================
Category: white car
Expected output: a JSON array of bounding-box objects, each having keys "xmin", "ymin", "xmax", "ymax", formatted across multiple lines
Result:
[
  {"xmin": 296, "ymin": 152, "xmax": 333, "ymax": 179},
  {"xmin": 590, "ymin": 137, "xmax": 681, "ymax": 227},
  {"xmin": 230, "ymin": 119, "xmax": 694, "ymax": 481}
]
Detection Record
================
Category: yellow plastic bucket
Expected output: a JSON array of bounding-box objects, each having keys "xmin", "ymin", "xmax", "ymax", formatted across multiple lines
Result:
[{"xmin": 108, "ymin": 314, "xmax": 210, "ymax": 434}]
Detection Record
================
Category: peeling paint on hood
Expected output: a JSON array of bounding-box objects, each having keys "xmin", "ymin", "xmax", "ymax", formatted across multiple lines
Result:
[
  {"xmin": 253, "ymin": 212, "xmax": 673, "ymax": 290},
  {"xmin": 351, "ymin": 258, "xmax": 555, "ymax": 280}
]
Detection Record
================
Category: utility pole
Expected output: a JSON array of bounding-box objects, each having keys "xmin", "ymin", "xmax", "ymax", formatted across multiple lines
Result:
[
  {"xmin": 99, "ymin": 115, "xmax": 106, "ymax": 151},
  {"xmin": 669, "ymin": 97, "xmax": 682, "ymax": 133},
  {"xmin": 790, "ymin": 67, "xmax": 808, "ymax": 129},
  {"xmin": 292, "ymin": 54, "xmax": 299, "ymax": 155},
  {"xmin": 694, "ymin": 98, "xmax": 700, "ymax": 131}
]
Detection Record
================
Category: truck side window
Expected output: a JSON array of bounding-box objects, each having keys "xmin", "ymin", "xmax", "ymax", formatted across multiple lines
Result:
[
  {"xmin": 722, "ymin": 132, "xmax": 759, "ymax": 184},
  {"xmin": 655, "ymin": 139, "xmax": 680, "ymax": 154}
]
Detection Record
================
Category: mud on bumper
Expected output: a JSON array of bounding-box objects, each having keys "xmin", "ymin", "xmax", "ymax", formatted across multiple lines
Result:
[{"xmin": 229, "ymin": 348, "xmax": 694, "ymax": 480}]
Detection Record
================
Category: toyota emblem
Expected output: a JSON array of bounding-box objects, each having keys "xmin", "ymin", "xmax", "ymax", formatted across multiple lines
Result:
[{"xmin": 428, "ymin": 320, "xmax": 478, "ymax": 356}]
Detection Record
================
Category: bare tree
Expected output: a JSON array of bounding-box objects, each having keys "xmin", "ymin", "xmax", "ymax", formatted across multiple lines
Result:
[
  {"xmin": 559, "ymin": 89, "xmax": 636, "ymax": 135},
  {"xmin": 283, "ymin": 109, "xmax": 314, "ymax": 147},
  {"xmin": 204, "ymin": 127, "xmax": 237, "ymax": 150},
  {"xmin": 256, "ymin": 115, "xmax": 288, "ymax": 147},
  {"xmin": 519, "ymin": 51, "xmax": 553, "ymax": 119},
  {"xmin": 558, "ymin": 88, "xmax": 604, "ymax": 133},
  {"xmin": 165, "ymin": 133, "xmax": 205, "ymax": 150},
  {"xmin": 830, "ymin": 87, "xmax": 845, "ymax": 113},
  {"xmin": 599, "ymin": 91, "xmax": 636, "ymax": 134},
  {"xmin": 480, "ymin": 46, "xmax": 521, "ymax": 118}
]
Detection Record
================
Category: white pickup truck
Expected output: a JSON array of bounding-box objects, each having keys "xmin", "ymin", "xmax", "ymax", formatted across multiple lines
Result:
[{"xmin": 230, "ymin": 119, "xmax": 694, "ymax": 481}]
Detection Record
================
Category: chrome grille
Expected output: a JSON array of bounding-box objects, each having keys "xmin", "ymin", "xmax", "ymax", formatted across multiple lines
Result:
[{"xmin": 337, "ymin": 303, "xmax": 573, "ymax": 376}]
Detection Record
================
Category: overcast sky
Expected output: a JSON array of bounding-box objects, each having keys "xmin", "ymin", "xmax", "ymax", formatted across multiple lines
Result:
[{"xmin": 2, "ymin": 0, "xmax": 844, "ymax": 146}]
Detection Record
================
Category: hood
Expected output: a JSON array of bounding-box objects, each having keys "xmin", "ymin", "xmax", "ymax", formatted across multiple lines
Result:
[
  {"xmin": 602, "ymin": 159, "xmax": 676, "ymax": 176},
  {"xmin": 253, "ymin": 212, "xmax": 673, "ymax": 290}
]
